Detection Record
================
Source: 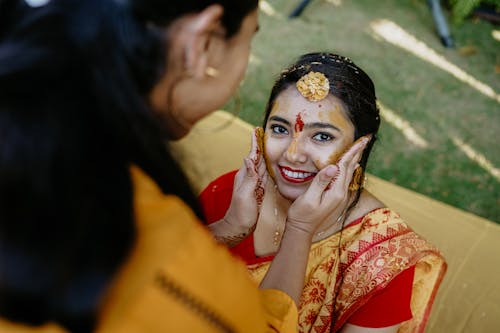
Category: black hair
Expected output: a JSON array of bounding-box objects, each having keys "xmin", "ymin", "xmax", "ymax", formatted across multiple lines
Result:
[
  {"xmin": 263, "ymin": 52, "xmax": 381, "ymax": 205},
  {"xmin": 0, "ymin": 0, "xmax": 258, "ymax": 331},
  {"xmin": 130, "ymin": 0, "xmax": 258, "ymax": 38}
]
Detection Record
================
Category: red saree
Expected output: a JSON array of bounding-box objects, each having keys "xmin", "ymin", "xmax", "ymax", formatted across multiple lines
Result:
[{"xmin": 200, "ymin": 171, "xmax": 447, "ymax": 333}]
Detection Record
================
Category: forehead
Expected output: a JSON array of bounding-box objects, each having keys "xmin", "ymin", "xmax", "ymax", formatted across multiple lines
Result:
[{"xmin": 271, "ymin": 85, "xmax": 351, "ymax": 124}]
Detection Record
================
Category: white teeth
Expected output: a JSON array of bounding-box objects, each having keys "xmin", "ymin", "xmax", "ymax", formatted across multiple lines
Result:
[{"xmin": 283, "ymin": 169, "xmax": 314, "ymax": 179}]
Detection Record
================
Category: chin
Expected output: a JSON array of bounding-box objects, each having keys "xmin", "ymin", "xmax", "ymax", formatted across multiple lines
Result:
[{"xmin": 277, "ymin": 186, "xmax": 306, "ymax": 202}]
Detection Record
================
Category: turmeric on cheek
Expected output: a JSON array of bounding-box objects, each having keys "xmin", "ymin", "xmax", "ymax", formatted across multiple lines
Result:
[
  {"xmin": 315, "ymin": 153, "xmax": 341, "ymax": 170},
  {"xmin": 326, "ymin": 136, "xmax": 367, "ymax": 166},
  {"xmin": 263, "ymin": 133, "xmax": 276, "ymax": 180},
  {"xmin": 313, "ymin": 159, "xmax": 324, "ymax": 170},
  {"xmin": 326, "ymin": 150, "xmax": 345, "ymax": 166}
]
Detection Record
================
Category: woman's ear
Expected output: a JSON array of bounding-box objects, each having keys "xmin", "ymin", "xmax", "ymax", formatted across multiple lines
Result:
[{"xmin": 181, "ymin": 4, "xmax": 224, "ymax": 78}]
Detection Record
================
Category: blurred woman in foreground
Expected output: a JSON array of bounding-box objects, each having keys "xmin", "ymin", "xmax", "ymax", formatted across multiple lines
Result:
[{"xmin": 0, "ymin": 1, "xmax": 366, "ymax": 332}]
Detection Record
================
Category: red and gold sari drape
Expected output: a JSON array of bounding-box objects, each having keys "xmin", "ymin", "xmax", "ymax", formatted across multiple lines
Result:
[{"xmin": 247, "ymin": 208, "xmax": 446, "ymax": 333}]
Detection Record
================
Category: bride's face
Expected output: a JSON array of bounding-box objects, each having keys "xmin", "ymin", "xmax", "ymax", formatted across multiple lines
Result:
[{"xmin": 264, "ymin": 85, "xmax": 355, "ymax": 201}]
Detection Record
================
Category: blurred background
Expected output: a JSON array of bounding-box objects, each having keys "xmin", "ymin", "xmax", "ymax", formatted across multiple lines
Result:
[{"xmin": 230, "ymin": 0, "xmax": 499, "ymax": 224}]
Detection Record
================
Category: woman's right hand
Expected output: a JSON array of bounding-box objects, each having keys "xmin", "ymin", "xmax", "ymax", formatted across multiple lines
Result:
[{"xmin": 285, "ymin": 136, "xmax": 370, "ymax": 236}]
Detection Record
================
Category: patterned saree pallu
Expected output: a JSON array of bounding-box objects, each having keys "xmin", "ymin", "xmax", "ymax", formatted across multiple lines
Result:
[{"xmin": 248, "ymin": 208, "xmax": 447, "ymax": 333}]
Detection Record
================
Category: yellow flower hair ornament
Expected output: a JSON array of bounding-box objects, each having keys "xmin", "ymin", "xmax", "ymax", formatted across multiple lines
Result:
[{"xmin": 296, "ymin": 71, "xmax": 330, "ymax": 102}]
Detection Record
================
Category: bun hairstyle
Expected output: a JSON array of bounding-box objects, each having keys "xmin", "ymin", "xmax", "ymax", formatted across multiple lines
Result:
[
  {"xmin": 0, "ymin": 0, "xmax": 257, "ymax": 332},
  {"xmin": 263, "ymin": 52, "xmax": 381, "ymax": 201}
]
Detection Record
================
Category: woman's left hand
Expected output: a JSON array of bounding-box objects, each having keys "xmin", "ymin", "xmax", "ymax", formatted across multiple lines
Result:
[
  {"xmin": 209, "ymin": 128, "xmax": 267, "ymax": 247},
  {"xmin": 224, "ymin": 127, "xmax": 267, "ymax": 230}
]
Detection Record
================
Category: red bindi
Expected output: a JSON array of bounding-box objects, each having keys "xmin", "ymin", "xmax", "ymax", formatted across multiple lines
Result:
[{"xmin": 295, "ymin": 113, "xmax": 304, "ymax": 132}]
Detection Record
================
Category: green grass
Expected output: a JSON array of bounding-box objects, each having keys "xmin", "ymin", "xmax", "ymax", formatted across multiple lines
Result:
[{"xmin": 232, "ymin": 0, "xmax": 500, "ymax": 223}]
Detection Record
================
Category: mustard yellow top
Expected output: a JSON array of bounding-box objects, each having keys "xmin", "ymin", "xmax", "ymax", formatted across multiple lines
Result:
[{"xmin": 0, "ymin": 166, "xmax": 298, "ymax": 333}]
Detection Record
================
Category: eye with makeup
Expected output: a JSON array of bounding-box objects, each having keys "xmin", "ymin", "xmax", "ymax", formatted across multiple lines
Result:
[
  {"xmin": 312, "ymin": 132, "xmax": 334, "ymax": 142},
  {"xmin": 270, "ymin": 124, "xmax": 289, "ymax": 136}
]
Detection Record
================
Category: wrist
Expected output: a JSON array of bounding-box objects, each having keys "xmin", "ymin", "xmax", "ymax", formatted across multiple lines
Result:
[
  {"xmin": 282, "ymin": 221, "xmax": 314, "ymax": 242},
  {"xmin": 222, "ymin": 214, "xmax": 256, "ymax": 236}
]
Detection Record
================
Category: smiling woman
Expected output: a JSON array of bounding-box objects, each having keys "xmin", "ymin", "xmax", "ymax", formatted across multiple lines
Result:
[
  {"xmin": 264, "ymin": 86, "xmax": 355, "ymax": 200},
  {"xmin": 201, "ymin": 52, "xmax": 447, "ymax": 333}
]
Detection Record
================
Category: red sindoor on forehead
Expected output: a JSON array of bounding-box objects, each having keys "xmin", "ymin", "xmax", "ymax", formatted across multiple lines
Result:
[{"xmin": 294, "ymin": 113, "xmax": 304, "ymax": 132}]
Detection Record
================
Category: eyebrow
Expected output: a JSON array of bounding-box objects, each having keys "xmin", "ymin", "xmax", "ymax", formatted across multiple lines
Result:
[
  {"xmin": 269, "ymin": 116, "xmax": 291, "ymax": 126},
  {"xmin": 305, "ymin": 122, "xmax": 341, "ymax": 132},
  {"xmin": 268, "ymin": 116, "xmax": 342, "ymax": 132}
]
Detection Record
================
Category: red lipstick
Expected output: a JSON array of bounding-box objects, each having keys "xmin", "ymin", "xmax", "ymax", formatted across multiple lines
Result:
[{"xmin": 279, "ymin": 166, "xmax": 316, "ymax": 183}]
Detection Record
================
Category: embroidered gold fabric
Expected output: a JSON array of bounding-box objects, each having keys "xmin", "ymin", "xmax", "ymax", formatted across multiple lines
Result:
[{"xmin": 247, "ymin": 208, "xmax": 446, "ymax": 333}]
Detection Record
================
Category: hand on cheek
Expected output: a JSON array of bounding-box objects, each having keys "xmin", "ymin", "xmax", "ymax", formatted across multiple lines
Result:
[{"xmin": 285, "ymin": 136, "xmax": 370, "ymax": 235}]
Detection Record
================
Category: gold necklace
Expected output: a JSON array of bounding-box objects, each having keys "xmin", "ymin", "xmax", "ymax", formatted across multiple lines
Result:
[{"xmin": 273, "ymin": 185, "xmax": 284, "ymax": 246}]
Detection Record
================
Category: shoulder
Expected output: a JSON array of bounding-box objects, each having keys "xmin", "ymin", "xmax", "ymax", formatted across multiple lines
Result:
[{"xmin": 102, "ymin": 169, "xmax": 280, "ymax": 332}]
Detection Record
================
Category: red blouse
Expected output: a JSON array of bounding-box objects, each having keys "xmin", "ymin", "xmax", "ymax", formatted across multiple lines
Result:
[{"xmin": 200, "ymin": 171, "xmax": 414, "ymax": 328}]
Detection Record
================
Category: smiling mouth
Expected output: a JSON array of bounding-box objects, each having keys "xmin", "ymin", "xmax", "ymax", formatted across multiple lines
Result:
[{"xmin": 279, "ymin": 166, "xmax": 316, "ymax": 183}]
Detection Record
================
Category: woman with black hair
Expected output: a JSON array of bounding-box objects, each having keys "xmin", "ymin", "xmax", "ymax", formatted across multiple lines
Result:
[
  {"xmin": 200, "ymin": 53, "xmax": 447, "ymax": 333},
  {"xmin": 0, "ymin": 1, "xmax": 362, "ymax": 332}
]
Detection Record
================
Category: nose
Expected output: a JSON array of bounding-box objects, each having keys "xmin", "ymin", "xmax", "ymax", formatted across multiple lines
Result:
[{"xmin": 284, "ymin": 135, "xmax": 307, "ymax": 164}]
